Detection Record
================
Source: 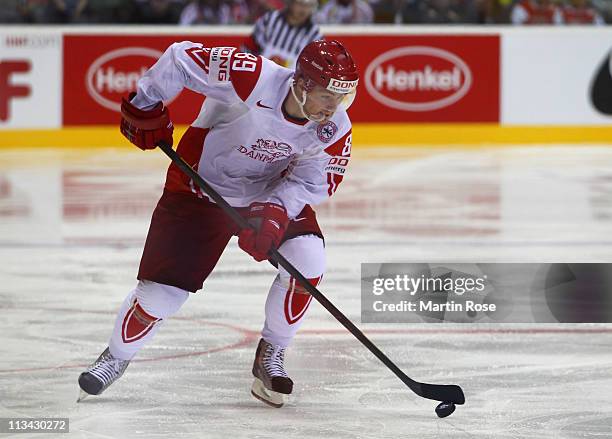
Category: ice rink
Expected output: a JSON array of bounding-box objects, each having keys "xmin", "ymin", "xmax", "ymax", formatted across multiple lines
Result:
[{"xmin": 1, "ymin": 145, "xmax": 612, "ymax": 438}]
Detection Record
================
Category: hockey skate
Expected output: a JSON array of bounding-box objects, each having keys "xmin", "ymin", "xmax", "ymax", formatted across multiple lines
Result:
[
  {"xmin": 251, "ymin": 338, "xmax": 293, "ymax": 408},
  {"xmin": 77, "ymin": 347, "xmax": 130, "ymax": 402}
]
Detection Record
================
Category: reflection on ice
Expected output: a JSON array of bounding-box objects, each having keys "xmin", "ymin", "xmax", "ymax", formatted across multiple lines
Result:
[{"xmin": 1, "ymin": 146, "xmax": 611, "ymax": 438}]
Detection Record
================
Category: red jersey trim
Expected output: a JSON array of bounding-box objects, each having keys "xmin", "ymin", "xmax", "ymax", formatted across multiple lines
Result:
[
  {"xmin": 230, "ymin": 52, "xmax": 263, "ymax": 102},
  {"xmin": 185, "ymin": 46, "xmax": 210, "ymax": 73},
  {"xmin": 282, "ymin": 104, "xmax": 309, "ymax": 126},
  {"xmin": 324, "ymin": 129, "xmax": 351, "ymax": 196},
  {"xmin": 165, "ymin": 126, "xmax": 210, "ymax": 196},
  {"xmin": 324, "ymin": 129, "xmax": 352, "ymax": 157}
]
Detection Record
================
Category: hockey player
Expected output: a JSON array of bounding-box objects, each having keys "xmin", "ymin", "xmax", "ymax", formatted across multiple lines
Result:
[
  {"xmin": 242, "ymin": 0, "xmax": 322, "ymax": 69},
  {"xmin": 77, "ymin": 39, "xmax": 358, "ymax": 408},
  {"xmin": 317, "ymin": 0, "xmax": 374, "ymax": 24}
]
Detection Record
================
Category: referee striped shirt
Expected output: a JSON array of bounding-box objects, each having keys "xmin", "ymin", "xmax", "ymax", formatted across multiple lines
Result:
[{"xmin": 243, "ymin": 9, "xmax": 323, "ymax": 69}]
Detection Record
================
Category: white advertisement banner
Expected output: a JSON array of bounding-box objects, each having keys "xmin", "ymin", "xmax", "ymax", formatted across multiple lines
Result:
[
  {"xmin": 0, "ymin": 31, "xmax": 62, "ymax": 129},
  {"xmin": 502, "ymin": 28, "xmax": 612, "ymax": 125}
]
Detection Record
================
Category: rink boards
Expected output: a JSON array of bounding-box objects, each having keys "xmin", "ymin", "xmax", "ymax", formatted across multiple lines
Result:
[{"xmin": 1, "ymin": 26, "xmax": 611, "ymax": 146}]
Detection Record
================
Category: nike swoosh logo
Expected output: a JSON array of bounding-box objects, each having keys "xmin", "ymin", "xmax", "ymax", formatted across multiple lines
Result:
[
  {"xmin": 590, "ymin": 50, "xmax": 612, "ymax": 115},
  {"xmin": 257, "ymin": 100, "xmax": 273, "ymax": 109},
  {"xmin": 293, "ymin": 217, "xmax": 307, "ymax": 222}
]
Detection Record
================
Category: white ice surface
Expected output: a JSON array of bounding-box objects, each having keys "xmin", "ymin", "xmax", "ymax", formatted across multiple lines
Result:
[{"xmin": 1, "ymin": 146, "xmax": 611, "ymax": 438}]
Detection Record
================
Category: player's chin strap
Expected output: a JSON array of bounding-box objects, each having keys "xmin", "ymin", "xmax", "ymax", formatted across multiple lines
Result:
[{"xmin": 290, "ymin": 82, "xmax": 326, "ymax": 123}]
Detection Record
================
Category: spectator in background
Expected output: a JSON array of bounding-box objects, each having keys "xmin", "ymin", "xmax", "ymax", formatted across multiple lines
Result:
[
  {"xmin": 369, "ymin": 0, "xmax": 422, "ymax": 23},
  {"xmin": 558, "ymin": 0, "xmax": 604, "ymax": 24},
  {"xmin": 479, "ymin": 0, "xmax": 514, "ymax": 23},
  {"xmin": 511, "ymin": 0, "xmax": 560, "ymax": 24},
  {"xmin": 366, "ymin": 0, "xmax": 399, "ymax": 23},
  {"xmin": 80, "ymin": 0, "xmax": 134, "ymax": 23},
  {"xmin": 47, "ymin": 0, "xmax": 88, "ymax": 22},
  {"xmin": 247, "ymin": 0, "xmax": 285, "ymax": 21},
  {"xmin": 592, "ymin": 0, "xmax": 612, "ymax": 23},
  {"xmin": 383, "ymin": 0, "xmax": 414, "ymax": 23},
  {"xmin": 12, "ymin": 0, "xmax": 49, "ymax": 23},
  {"xmin": 316, "ymin": 0, "xmax": 374, "ymax": 23},
  {"xmin": 417, "ymin": 0, "xmax": 479, "ymax": 23},
  {"xmin": 384, "ymin": 0, "xmax": 479, "ymax": 23},
  {"xmin": 1, "ymin": 0, "xmax": 25, "ymax": 22},
  {"xmin": 180, "ymin": 0, "xmax": 249, "ymax": 24},
  {"xmin": 242, "ymin": 0, "xmax": 321, "ymax": 68},
  {"xmin": 230, "ymin": 0, "xmax": 251, "ymax": 22},
  {"xmin": 133, "ymin": 0, "xmax": 182, "ymax": 23}
]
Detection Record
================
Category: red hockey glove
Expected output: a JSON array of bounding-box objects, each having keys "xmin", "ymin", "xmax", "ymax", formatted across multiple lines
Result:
[
  {"xmin": 120, "ymin": 92, "xmax": 173, "ymax": 150},
  {"xmin": 238, "ymin": 202, "xmax": 289, "ymax": 262}
]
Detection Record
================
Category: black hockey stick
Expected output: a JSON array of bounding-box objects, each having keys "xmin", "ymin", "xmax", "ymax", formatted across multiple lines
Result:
[{"xmin": 158, "ymin": 141, "xmax": 465, "ymax": 406}]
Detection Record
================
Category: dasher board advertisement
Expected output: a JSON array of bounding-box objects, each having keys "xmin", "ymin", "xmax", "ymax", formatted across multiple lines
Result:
[
  {"xmin": 63, "ymin": 33, "xmax": 500, "ymax": 125},
  {"xmin": 0, "ymin": 31, "xmax": 61, "ymax": 129}
]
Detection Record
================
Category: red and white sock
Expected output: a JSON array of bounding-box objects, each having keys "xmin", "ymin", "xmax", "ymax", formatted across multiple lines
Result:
[
  {"xmin": 262, "ymin": 235, "xmax": 325, "ymax": 348},
  {"xmin": 109, "ymin": 280, "xmax": 189, "ymax": 360}
]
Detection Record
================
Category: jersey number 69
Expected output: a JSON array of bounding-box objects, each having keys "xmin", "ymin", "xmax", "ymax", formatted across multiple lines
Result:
[{"xmin": 232, "ymin": 53, "xmax": 258, "ymax": 72}]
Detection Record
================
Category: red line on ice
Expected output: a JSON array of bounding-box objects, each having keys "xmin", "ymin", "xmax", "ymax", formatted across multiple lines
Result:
[{"xmin": 1, "ymin": 305, "xmax": 611, "ymax": 374}]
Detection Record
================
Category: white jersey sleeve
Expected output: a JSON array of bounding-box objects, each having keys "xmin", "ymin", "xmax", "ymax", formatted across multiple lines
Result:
[
  {"xmin": 131, "ymin": 41, "xmax": 260, "ymax": 109},
  {"xmin": 264, "ymin": 120, "xmax": 353, "ymax": 218}
]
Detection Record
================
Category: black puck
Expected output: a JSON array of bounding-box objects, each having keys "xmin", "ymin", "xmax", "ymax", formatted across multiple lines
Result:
[{"xmin": 435, "ymin": 401, "xmax": 456, "ymax": 418}]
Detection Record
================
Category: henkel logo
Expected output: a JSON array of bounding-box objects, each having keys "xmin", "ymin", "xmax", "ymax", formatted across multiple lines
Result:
[
  {"xmin": 0, "ymin": 60, "xmax": 31, "ymax": 122},
  {"xmin": 86, "ymin": 47, "xmax": 163, "ymax": 112},
  {"xmin": 365, "ymin": 46, "xmax": 472, "ymax": 112}
]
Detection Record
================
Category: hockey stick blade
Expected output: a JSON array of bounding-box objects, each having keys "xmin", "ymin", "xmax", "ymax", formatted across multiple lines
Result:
[
  {"xmin": 420, "ymin": 383, "xmax": 465, "ymax": 405},
  {"xmin": 157, "ymin": 141, "xmax": 465, "ymax": 406}
]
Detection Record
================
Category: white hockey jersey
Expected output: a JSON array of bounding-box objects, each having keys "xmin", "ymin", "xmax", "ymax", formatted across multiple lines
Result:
[{"xmin": 132, "ymin": 41, "xmax": 352, "ymax": 219}]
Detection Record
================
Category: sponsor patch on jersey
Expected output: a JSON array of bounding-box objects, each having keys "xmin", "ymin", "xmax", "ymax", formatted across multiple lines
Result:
[
  {"xmin": 209, "ymin": 47, "xmax": 235, "ymax": 84},
  {"xmin": 327, "ymin": 78, "xmax": 358, "ymax": 94},
  {"xmin": 317, "ymin": 121, "xmax": 337, "ymax": 143},
  {"xmin": 324, "ymin": 156, "xmax": 349, "ymax": 175}
]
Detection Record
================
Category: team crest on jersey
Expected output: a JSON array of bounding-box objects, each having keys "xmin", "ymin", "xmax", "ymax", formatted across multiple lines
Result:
[
  {"xmin": 317, "ymin": 121, "xmax": 337, "ymax": 143},
  {"xmin": 236, "ymin": 139, "xmax": 293, "ymax": 163}
]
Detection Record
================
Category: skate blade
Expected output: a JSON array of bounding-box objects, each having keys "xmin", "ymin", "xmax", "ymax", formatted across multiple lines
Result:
[
  {"xmin": 251, "ymin": 378, "xmax": 285, "ymax": 408},
  {"xmin": 77, "ymin": 389, "xmax": 90, "ymax": 403}
]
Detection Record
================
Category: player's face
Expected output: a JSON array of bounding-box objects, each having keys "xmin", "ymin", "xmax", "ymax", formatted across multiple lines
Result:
[{"xmin": 303, "ymin": 84, "xmax": 345, "ymax": 122}]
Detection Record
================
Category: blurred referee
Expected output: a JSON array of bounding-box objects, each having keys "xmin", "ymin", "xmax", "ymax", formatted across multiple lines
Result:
[{"xmin": 243, "ymin": 0, "xmax": 322, "ymax": 69}]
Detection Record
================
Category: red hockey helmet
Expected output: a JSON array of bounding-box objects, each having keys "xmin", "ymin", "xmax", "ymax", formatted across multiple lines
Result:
[
  {"xmin": 295, "ymin": 39, "xmax": 359, "ymax": 95},
  {"xmin": 292, "ymin": 40, "xmax": 359, "ymax": 121}
]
